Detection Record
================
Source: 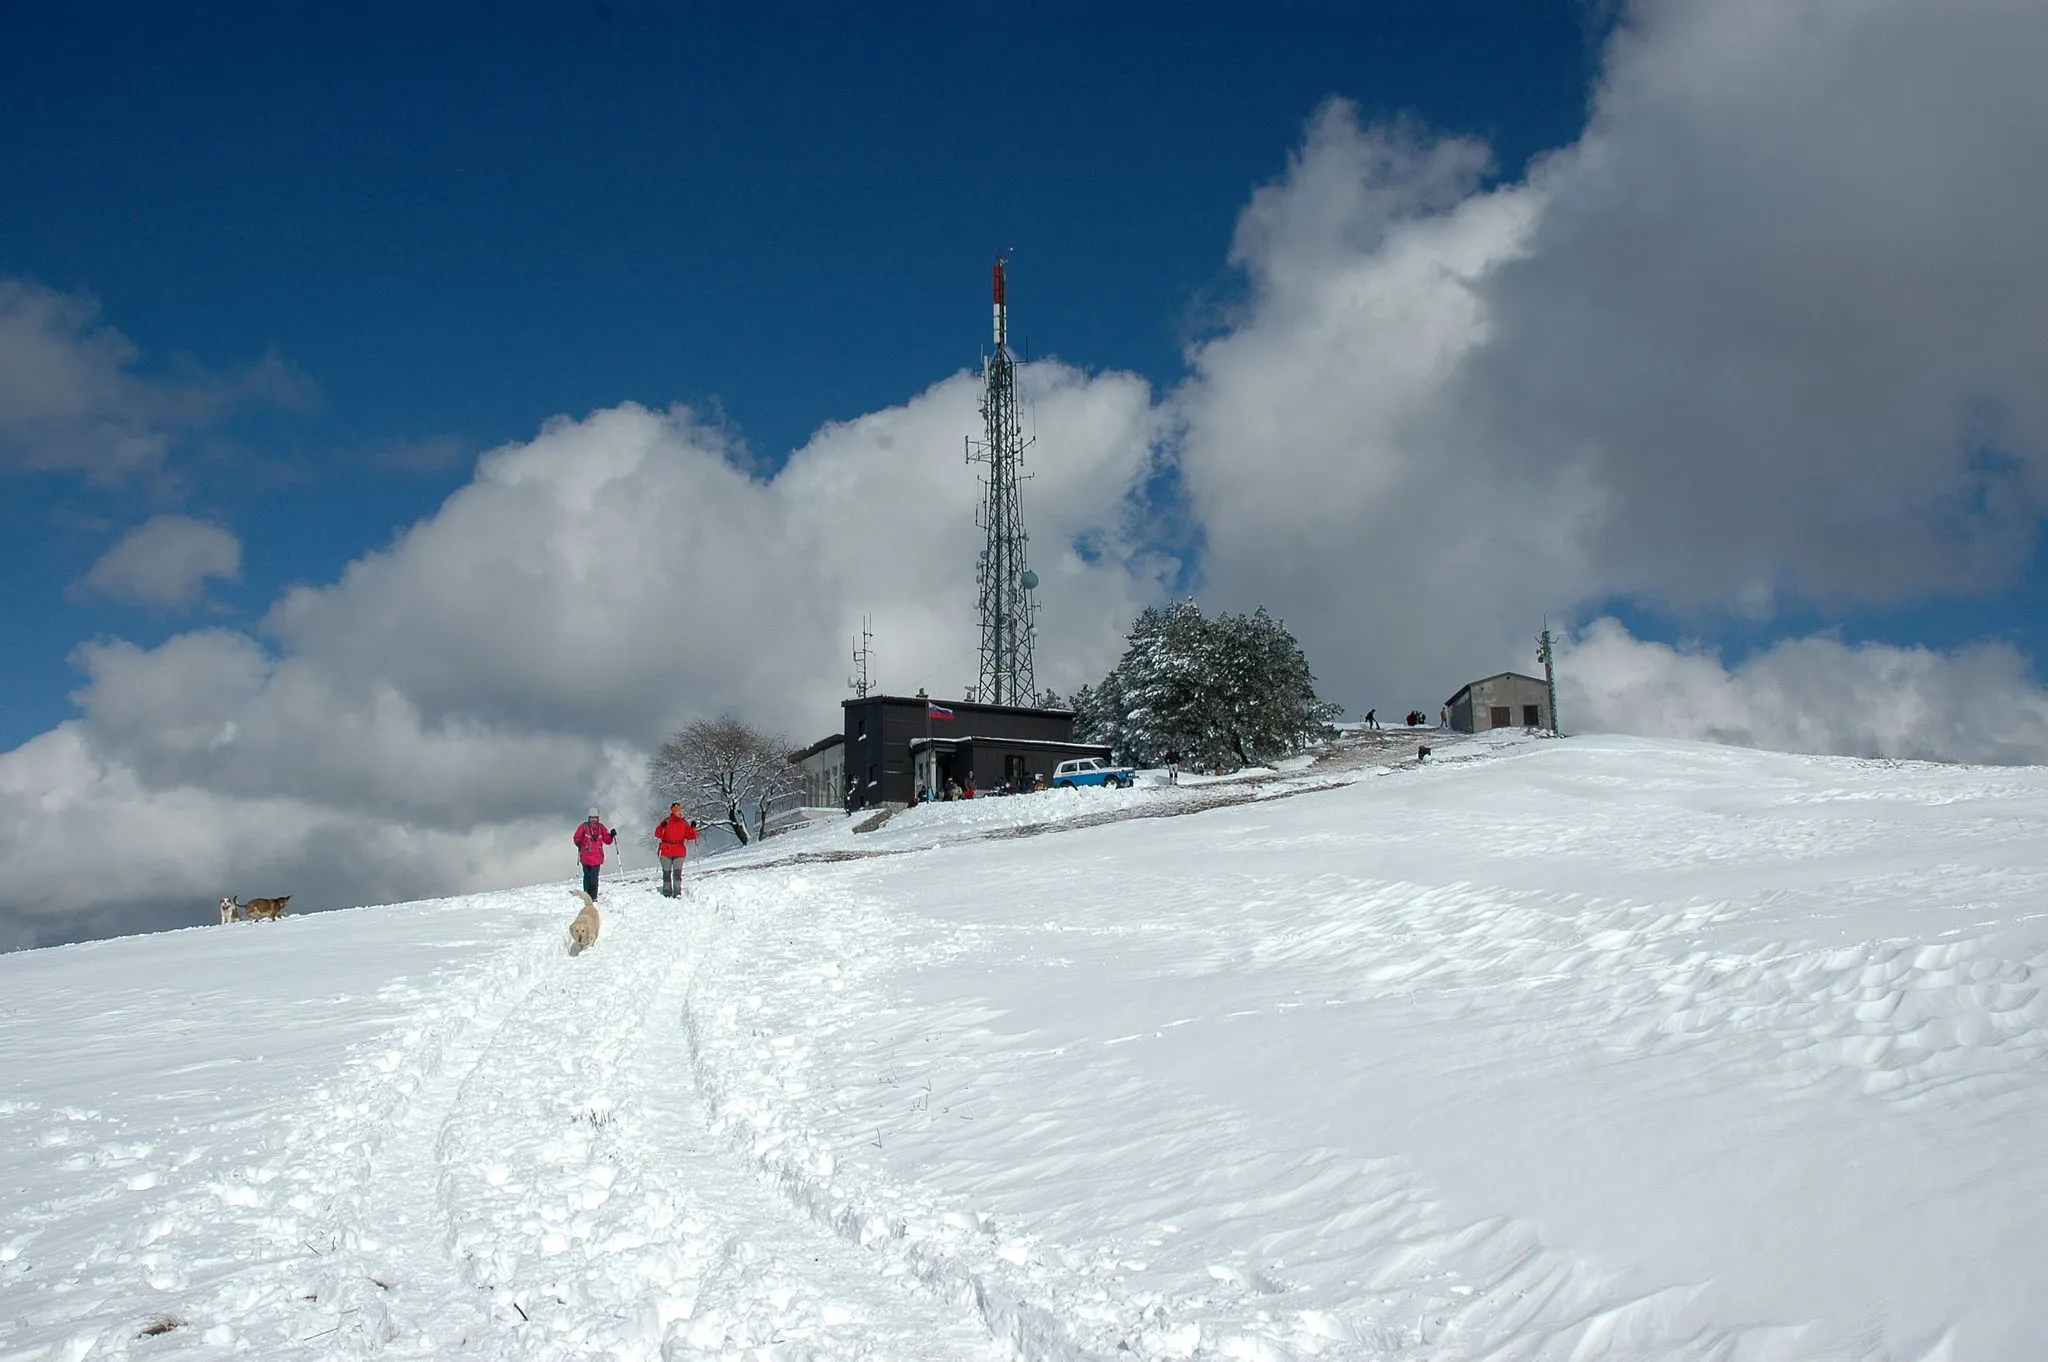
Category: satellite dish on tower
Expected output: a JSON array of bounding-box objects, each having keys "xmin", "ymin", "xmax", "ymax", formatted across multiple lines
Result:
[{"xmin": 1020, "ymin": 569, "xmax": 1038, "ymax": 591}]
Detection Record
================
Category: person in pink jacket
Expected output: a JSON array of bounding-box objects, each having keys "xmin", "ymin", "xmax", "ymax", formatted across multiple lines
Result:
[{"xmin": 573, "ymin": 808, "xmax": 616, "ymax": 899}]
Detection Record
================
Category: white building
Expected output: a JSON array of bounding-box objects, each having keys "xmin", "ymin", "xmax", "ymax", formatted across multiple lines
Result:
[{"xmin": 1446, "ymin": 672, "xmax": 1552, "ymax": 734}]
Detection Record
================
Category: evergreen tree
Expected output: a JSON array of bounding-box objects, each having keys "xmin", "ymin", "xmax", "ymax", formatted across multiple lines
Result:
[
  {"xmin": 1207, "ymin": 607, "xmax": 1343, "ymax": 767},
  {"xmin": 1068, "ymin": 682, "xmax": 1101, "ymax": 742},
  {"xmin": 1125, "ymin": 600, "xmax": 1220, "ymax": 769},
  {"xmin": 1079, "ymin": 601, "xmax": 1339, "ymax": 771}
]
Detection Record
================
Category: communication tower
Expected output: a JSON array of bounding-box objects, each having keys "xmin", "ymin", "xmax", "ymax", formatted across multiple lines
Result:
[
  {"xmin": 965, "ymin": 256, "xmax": 1039, "ymax": 706},
  {"xmin": 1537, "ymin": 618, "xmax": 1561, "ymax": 736},
  {"xmin": 848, "ymin": 616, "xmax": 874, "ymax": 698}
]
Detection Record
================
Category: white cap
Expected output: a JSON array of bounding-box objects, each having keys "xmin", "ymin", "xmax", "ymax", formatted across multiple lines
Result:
[{"xmin": 588, "ymin": 807, "xmax": 600, "ymax": 818}]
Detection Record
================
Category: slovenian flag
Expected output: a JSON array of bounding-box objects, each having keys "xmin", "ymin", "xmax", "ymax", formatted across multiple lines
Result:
[{"xmin": 928, "ymin": 702, "xmax": 956, "ymax": 720}]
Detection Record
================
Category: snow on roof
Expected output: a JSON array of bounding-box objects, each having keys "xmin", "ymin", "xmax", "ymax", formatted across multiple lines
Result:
[
  {"xmin": 1445, "ymin": 670, "xmax": 1547, "ymax": 705},
  {"xmin": 907, "ymin": 735, "xmax": 1111, "ymax": 753},
  {"xmin": 840, "ymin": 693, "xmax": 1077, "ymax": 719},
  {"xmin": 788, "ymin": 732, "xmax": 845, "ymax": 762}
]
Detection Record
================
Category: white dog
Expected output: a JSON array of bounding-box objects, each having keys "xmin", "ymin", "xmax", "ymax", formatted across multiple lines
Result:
[
  {"xmin": 568, "ymin": 889, "xmax": 600, "ymax": 956},
  {"xmin": 219, "ymin": 894, "xmax": 291, "ymax": 923}
]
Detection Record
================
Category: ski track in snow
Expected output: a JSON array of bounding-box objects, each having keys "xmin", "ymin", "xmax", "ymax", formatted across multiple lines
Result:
[
  {"xmin": 0, "ymin": 880, "xmax": 1006, "ymax": 1360},
  {"xmin": 409, "ymin": 879, "xmax": 1001, "ymax": 1360},
  {"xmin": 6, "ymin": 733, "xmax": 2048, "ymax": 1360}
]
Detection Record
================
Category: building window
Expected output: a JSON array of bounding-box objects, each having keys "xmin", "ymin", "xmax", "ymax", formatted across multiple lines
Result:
[
  {"xmin": 1523, "ymin": 704, "xmax": 1541, "ymax": 727},
  {"xmin": 1489, "ymin": 706, "xmax": 1511, "ymax": 728}
]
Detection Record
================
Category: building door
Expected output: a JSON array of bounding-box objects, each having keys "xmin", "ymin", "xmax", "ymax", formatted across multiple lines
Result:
[
  {"xmin": 1004, "ymin": 754, "xmax": 1028, "ymax": 792},
  {"xmin": 1523, "ymin": 704, "xmax": 1541, "ymax": 727},
  {"xmin": 1489, "ymin": 706, "xmax": 1511, "ymax": 729}
]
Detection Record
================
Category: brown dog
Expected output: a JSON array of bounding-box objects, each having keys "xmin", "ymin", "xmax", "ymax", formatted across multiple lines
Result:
[
  {"xmin": 238, "ymin": 895, "xmax": 291, "ymax": 922},
  {"xmin": 567, "ymin": 890, "xmax": 600, "ymax": 956}
]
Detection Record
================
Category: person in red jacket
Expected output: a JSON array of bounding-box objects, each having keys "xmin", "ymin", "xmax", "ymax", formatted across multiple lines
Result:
[
  {"xmin": 573, "ymin": 808, "xmax": 616, "ymax": 899},
  {"xmin": 654, "ymin": 802, "xmax": 699, "ymax": 898}
]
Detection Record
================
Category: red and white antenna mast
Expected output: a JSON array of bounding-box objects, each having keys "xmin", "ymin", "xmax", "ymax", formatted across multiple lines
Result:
[
  {"xmin": 966, "ymin": 254, "xmax": 1037, "ymax": 706},
  {"xmin": 992, "ymin": 257, "xmax": 1008, "ymax": 349}
]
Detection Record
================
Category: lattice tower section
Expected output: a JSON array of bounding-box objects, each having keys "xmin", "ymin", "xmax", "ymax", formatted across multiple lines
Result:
[{"xmin": 967, "ymin": 257, "xmax": 1037, "ymax": 706}]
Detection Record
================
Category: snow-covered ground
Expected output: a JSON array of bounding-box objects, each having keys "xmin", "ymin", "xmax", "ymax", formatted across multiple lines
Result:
[{"xmin": 5, "ymin": 732, "xmax": 2047, "ymax": 1360}]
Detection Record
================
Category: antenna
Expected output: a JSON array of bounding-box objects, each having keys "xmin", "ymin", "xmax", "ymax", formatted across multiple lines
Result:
[
  {"xmin": 1536, "ymin": 618, "xmax": 1561, "ymax": 736},
  {"xmin": 849, "ymin": 616, "xmax": 874, "ymax": 698},
  {"xmin": 965, "ymin": 255, "xmax": 1039, "ymax": 707}
]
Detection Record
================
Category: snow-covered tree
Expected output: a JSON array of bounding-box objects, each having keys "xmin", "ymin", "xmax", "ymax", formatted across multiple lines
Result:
[
  {"xmin": 1207, "ymin": 607, "xmax": 1343, "ymax": 768},
  {"xmin": 647, "ymin": 715, "xmax": 797, "ymax": 845},
  {"xmin": 1076, "ymin": 601, "xmax": 1340, "ymax": 771}
]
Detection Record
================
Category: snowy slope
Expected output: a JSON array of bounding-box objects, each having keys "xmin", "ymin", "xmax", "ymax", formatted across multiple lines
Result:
[{"xmin": 4, "ymin": 733, "xmax": 2047, "ymax": 1360}]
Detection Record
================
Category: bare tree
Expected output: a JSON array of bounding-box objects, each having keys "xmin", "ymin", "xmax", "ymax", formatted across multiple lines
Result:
[{"xmin": 648, "ymin": 715, "xmax": 797, "ymax": 846}]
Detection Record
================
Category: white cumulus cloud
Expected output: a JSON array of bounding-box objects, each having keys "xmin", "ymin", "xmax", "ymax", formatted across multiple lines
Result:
[
  {"xmin": 1174, "ymin": 0, "xmax": 2048, "ymax": 716},
  {"xmin": 72, "ymin": 515, "xmax": 242, "ymax": 608},
  {"xmin": 1561, "ymin": 617, "xmax": 2048, "ymax": 766}
]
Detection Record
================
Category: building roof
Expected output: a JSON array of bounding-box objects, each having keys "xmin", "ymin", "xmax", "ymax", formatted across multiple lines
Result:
[
  {"xmin": 1445, "ymin": 671, "xmax": 1547, "ymax": 707},
  {"xmin": 842, "ymin": 693, "xmax": 1077, "ymax": 720},
  {"xmin": 788, "ymin": 732, "xmax": 845, "ymax": 763},
  {"xmin": 909, "ymin": 736, "xmax": 1112, "ymax": 754}
]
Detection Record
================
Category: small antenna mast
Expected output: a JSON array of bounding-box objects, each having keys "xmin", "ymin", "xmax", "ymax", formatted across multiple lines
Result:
[
  {"xmin": 1537, "ymin": 617, "xmax": 1561, "ymax": 736},
  {"xmin": 849, "ymin": 616, "xmax": 874, "ymax": 698}
]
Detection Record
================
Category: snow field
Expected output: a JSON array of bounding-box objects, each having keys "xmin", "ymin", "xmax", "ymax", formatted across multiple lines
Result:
[
  {"xmin": 681, "ymin": 737, "xmax": 2048, "ymax": 1359},
  {"xmin": 702, "ymin": 730, "xmax": 1467, "ymax": 877},
  {"xmin": 0, "ymin": 888, "xmax": 565, "ymax": 1358},
  {"xmin": 0, "ymin": 880, "xmax": 1005, "ymax": 1360},
  {"xmin": 5, "ymin": 732, "xmax": 2048, "ymax": 1360}
]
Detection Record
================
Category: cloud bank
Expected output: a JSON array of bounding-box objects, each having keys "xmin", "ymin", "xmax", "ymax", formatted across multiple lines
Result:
[
  {"xmin": 1176, "ymin": 0, "xmax": 2048, "ymax": 710},
  {"xmin": 7, "ymin": 0, "xmax": 2048, "ymax": 947},
  {"xmin": 1562, "ymin": 618, "xmax": 2048, "ymax": 767},
  {"xmin": 0, "ymin": 375, "xmax": 1166, "ymax": 947}
]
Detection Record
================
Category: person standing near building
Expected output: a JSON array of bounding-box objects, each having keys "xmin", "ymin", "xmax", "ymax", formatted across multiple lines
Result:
[
  {"xmin": 654, "ymin": 802, "xmax": 699, "ymax": 898},
  {"xmin": 573, "ymin": 808, "xmax": 616, "ymax": 900}
]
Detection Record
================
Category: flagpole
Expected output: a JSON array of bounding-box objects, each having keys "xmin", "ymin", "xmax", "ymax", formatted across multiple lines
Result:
[{"xmin": 919, "ymin": 687, "xmax": 932, "ymax": 794}]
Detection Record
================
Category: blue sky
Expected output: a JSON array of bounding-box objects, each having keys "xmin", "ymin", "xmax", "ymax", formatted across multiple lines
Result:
[
  {"xmin": 7, "ymin": 1, "xmax": 2048, "ymax": 948},
  {"xmin": 0, "ymin": 3, "xmax": 1609, "ymax": 749}
]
